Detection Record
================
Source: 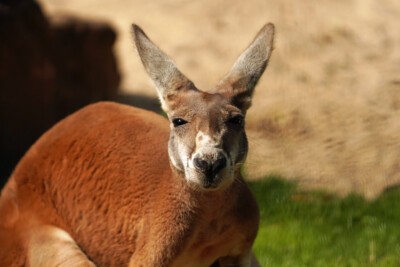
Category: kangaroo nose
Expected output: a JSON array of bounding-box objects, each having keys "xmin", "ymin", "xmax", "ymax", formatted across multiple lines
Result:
[
  {"xmin": 212, "ymin": 157, "xmax": 227, "ymax": 175},
  {"xmin": 193, "ymin": 158, "xmax": 209, "ymax": 173},
  {"xmin": 193, "ymin": 156, "xmax": 227, "ymax": 177}
]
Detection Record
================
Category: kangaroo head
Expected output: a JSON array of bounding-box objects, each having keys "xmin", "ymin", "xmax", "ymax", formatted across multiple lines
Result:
[{"xmin": 132, "ymin": 24, "xmax": 274, "ymax": 191}]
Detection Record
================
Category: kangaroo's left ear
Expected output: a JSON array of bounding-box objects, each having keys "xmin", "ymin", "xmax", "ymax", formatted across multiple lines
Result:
[
  {"xmin": 132, "ymin": 24, "xmax": 197, "ymax": 112},
  {"xmin": 216, "ymin": 23, "xmax": 275, "ymax": 113}
]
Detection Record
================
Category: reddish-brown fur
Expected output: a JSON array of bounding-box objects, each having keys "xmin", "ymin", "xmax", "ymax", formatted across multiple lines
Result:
[
  {"xmin": 0, "ymin": 22, "xmax": 274, "ymax": 267},
  {"xmin": 0, "ymin": 103, "xmax": 258, "ymax": 266}
]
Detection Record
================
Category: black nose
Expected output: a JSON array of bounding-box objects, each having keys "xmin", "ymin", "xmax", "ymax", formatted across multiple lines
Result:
[
  {"xmin": 193, "ymin": 158, "xmax": 209, "ymax": 173},
  {"xmin": 193, "ymin": 156, "xmax": 227, "ymax": 177},
  {"xmin": 212, "ymin": 157, "xmax": 227, "ymax": 175}
]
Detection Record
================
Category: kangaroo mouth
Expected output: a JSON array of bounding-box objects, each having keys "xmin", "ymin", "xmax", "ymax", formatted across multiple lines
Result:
[
  {"xmin": 201, "ymin": 177, "xmax": 219, "ymax": 189},
  {"xmin": 192, "ymin": 169, "xmax": 233, "ymax": 191},
  {"xmin": 184, "ymin": 173, "xmax": 223, "ymax": 191}
]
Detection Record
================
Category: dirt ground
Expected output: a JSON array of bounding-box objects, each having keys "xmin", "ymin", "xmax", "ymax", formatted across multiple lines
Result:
[{"xmin": 38, "ymin": 0, "xmax": 400, "ymax": 198}]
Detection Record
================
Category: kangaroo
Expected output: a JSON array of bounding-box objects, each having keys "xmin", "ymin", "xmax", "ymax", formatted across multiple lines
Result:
[{"xmin": 0, "ymin": 23, "xmax": 275, "ymax": 267}]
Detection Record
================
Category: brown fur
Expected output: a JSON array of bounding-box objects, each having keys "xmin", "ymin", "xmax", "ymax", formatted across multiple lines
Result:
[
  {"xmin": 0, "ymin": 102, "xmax": 258, "ymax": 266},
  {"xmin": 0, "ymin": 23, "xmax": 274, "ymax": 266}
]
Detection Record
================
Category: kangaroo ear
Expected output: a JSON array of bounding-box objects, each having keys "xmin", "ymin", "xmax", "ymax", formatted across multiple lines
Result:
[
  {"xmin": 132, "ymin": 24, "xmax": 196, "ymax": 111},
  {"xmin": 216, "ymin": 23, "xmax": 275, "ymax": 113}
]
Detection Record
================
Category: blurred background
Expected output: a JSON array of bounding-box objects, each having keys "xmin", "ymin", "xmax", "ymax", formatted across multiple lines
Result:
[
  {"xmin": 1, "ymin": 0, "xmax": 399, "ymax": 197},
  {"xmin": 1, "ymin": 0, "xmax": 400, "ymax": 265}
]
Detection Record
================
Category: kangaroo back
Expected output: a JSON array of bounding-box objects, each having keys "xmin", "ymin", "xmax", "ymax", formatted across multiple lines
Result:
[{"xmin": 0, "ymin": 103, "xmax": 171, "ymax": 266}]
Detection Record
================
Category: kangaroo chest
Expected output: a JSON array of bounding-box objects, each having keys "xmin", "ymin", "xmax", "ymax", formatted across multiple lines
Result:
[
  {"xmin": 150, "ymin": 187, "xmax": 257, "ymax": 267},
  {"xmin": 171, "ymin": 215, "xmax": 250, "ymax": 267}
]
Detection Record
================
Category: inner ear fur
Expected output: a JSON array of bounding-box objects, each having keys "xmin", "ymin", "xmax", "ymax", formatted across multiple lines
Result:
[
  {"xmin": 132, "ymin": 24, "xmax": 197, "ymax": 112},
  {"xmin": 216, "ymin": 23, "xmax": 275, "ymax": 113}
]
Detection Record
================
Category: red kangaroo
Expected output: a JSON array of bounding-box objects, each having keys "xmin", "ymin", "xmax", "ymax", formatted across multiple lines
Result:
[{"xmin": 0, "ymin": 23, "xmax": 275, "ymax": 267}]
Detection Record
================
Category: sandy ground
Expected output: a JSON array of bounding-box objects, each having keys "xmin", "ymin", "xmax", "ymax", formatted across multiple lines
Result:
[{"xmin": 38, "ymin": 0, "xmax": 400, "ymax": 198}]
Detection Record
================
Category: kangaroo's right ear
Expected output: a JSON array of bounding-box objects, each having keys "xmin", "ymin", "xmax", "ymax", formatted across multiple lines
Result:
[{"xmin": 132, "ymin": 24, "xmax": 196, "ymax": 112}]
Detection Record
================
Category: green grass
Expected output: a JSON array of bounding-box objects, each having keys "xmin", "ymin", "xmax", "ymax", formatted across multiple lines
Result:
[{"xmin": 248, "ymin": 177, "xmax": 400, "ymax": 267}]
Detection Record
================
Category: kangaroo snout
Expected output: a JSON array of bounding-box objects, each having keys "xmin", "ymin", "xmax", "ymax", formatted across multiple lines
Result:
[
  {"xmin": 193, "ymin": 153, "xmax": 227, "ymax": 185},
  {"xmin": 193, "ymin": 156, "xmax": 227, "ymax": 175}
]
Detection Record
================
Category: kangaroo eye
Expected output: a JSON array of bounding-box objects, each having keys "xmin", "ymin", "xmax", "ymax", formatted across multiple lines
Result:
[
  {"xmin": 228, "ymin": 115, "xmax": 244, "ymax": 126},
  {"xmin": 172, "ymin": 118, "xmax": 188, "ymax": 127}
]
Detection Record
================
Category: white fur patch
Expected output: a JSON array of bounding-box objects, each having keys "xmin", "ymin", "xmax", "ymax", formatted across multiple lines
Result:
[
  {"xmin": 196, "ymin": 131, "xmax": 219, "ymax": 148},
  {"xmin": 178, "ymin": 142, "xmax": 189, "ymax": 170},
  {"xmin": 28, "ymin": 226, "xmax": 95, "ymax": 267},
  {"xmin": 49, "ymin": 227, "xmax": 75, "ymax": 242},
  {"xmin": 168, "ymin": 141, "xmax": 188, "ymax": 172}
]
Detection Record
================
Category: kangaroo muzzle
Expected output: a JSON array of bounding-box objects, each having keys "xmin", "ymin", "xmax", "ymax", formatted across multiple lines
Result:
[{"xmin": 192, "ymin": 148, "xmax": 229, "ymax": 188}]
